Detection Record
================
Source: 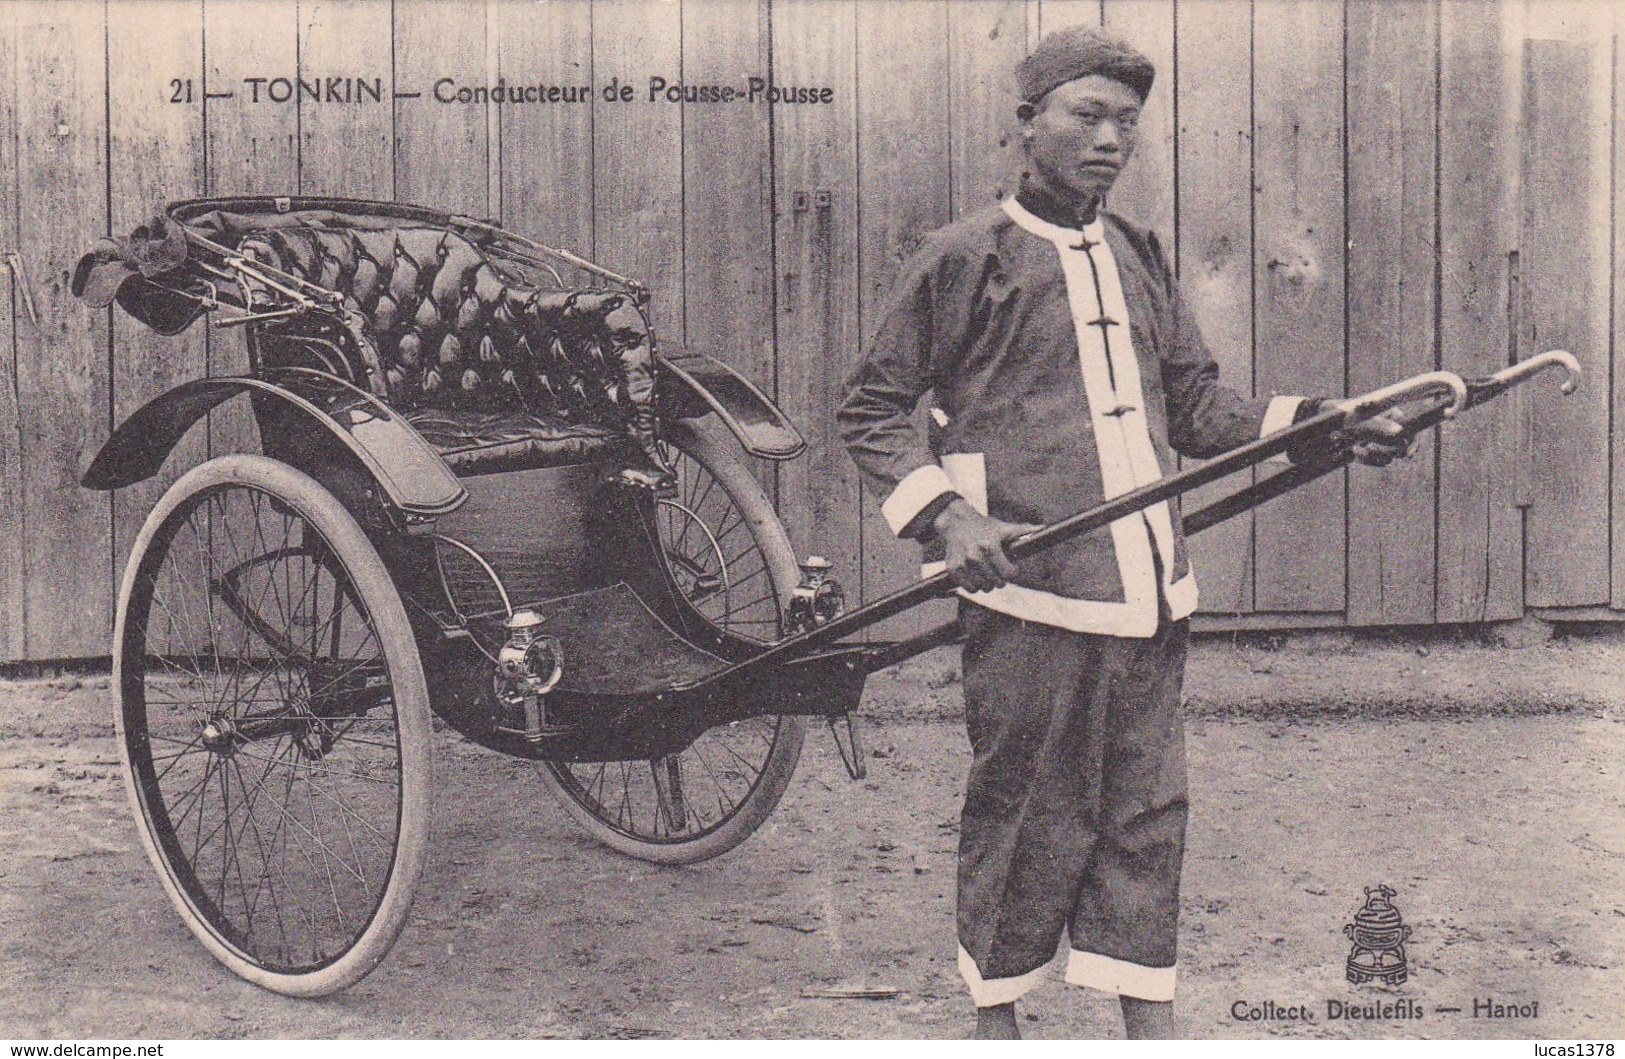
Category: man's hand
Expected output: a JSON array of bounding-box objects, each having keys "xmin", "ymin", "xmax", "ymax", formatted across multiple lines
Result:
[
  {"xmin": 1344, "ymin": 409, "xmax": 1416, "ymax": 467},
  {"xmin": 933, "ymin": 497, "xmax": 1042, "ymax": 592}
]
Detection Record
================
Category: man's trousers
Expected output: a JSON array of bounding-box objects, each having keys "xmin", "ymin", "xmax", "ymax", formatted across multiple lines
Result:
[{"xmin": 955, "ymin": 600, "xmax": 1190, "ymax": 1006}]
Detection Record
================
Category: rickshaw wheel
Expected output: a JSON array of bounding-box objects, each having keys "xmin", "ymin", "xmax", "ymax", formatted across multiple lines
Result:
[
  {"xmin": 538, "ymin": 416, "xmax": 808, "ymax": 865},
  {"xmin": 113, "ymin": 455, "xmax": 431, "ymax": 997}
]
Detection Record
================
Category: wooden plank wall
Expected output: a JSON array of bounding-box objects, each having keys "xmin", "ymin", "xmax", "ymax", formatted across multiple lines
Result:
[
  {"xmin": 1436, "ymin": 0, "xmax": 1524, "ymax": 624},
  {"xmin": 0, "ymin": 0, "xmax": 1619, "ymax": 663},
  {"xmin": 107, "ymin": 0, "xmax": 206, "ymax": 610},
  {"xmin": 1176, "ymin": 0, "xmax": 1255, "ymax": 618},
  {"xmin": 11, "ymin": 1, "xmax": 110, "ymax": 659},
  {"xmin": 1520, "ymin": 1, "xmax": 1613, "ymax": 611},
  {"xmin": 1345, "ymin": 0, "xmax": 1438, "ymax": 627},
  {"xmin": 0, "ymin": 3, "xmax": 26, "ymax": 662}
]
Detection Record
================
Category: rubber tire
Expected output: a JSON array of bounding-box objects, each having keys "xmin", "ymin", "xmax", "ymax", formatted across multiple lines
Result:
[
  {"xmin": 114, "ymin": 454, "xmax": 432, "ymax": 997},
  {"xmin": 537, "ymin": 416, "xmax": 808, "ymax": 865}
]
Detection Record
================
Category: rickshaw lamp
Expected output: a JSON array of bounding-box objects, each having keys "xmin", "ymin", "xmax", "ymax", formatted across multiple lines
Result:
[
  {"xmin": 498, "ymin": 608, "xmax": 564, "ymax": 699},
  {"xmin": 787, "ymin": 555, "xmax": 845, "ymax": 635}
]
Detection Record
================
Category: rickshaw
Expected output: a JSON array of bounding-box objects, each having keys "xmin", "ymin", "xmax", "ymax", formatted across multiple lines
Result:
[{"xmin": 74, "ymin": 196, "xmax": 1579, "ymax": 997}]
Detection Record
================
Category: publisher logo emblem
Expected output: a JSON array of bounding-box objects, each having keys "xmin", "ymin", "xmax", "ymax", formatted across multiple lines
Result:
[{"xmin": 1343, "ymin": 884, "xmax": 1413, "ymax": 986}]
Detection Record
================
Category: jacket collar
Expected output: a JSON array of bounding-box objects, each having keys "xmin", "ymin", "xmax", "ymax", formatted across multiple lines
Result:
[
  {"xmin": 1004, "ymin": 194, "xmax": 1107, "ymax": 247},
  {"xmin": 1014, "ymin": 181, "xmax": 1101, "ymax": 229}
]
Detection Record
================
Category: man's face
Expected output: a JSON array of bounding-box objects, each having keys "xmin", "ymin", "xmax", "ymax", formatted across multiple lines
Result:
[{"xmin": 1021, "ymin": 74, "xmax": 1141, "ymax": 207}]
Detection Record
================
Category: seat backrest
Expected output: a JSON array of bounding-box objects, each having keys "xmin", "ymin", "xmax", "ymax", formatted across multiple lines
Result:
[{"xmin": 240, "ymin": 223, "xmax": 658, "ymax": 459}]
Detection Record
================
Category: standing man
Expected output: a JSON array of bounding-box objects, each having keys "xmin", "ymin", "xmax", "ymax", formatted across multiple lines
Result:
[{"xmin": 838, "ymin": 26, "xmax": 1407, "ymax": 1039}]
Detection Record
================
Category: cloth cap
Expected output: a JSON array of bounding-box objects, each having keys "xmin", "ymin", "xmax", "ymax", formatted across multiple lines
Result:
[{"xmin": 1015, "ymin": 25, "xmax": 1154, "ymax": 105}]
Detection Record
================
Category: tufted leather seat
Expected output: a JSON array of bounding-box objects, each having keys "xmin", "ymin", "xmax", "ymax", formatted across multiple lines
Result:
[{"xmin": 234, "ymin": 220, "xmax": 660, "ymax": 476}]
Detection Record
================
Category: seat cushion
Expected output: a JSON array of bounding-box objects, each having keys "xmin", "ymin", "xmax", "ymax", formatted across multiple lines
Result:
[
  {"xmin": 405, "ymin": 408, "xmax": 625, "ymax": 477},
  {"xmin": 235, "ymin": 221, "xmax": 662, "ymax": 470}
]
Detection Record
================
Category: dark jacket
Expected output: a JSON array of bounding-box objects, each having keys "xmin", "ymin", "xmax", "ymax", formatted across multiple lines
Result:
[{"xmin": 838, "ymin": 198, "xmax": 1299, "ymax": 636}]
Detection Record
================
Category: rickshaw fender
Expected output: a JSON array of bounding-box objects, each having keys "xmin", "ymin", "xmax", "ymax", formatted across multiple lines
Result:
[
  {"xmin": 659, "ymin": 349, "xmax": 806, "ymax": 460},
  {"xmin": 81, "ymin": 375, "xmax": 467, "ymax": 518}
]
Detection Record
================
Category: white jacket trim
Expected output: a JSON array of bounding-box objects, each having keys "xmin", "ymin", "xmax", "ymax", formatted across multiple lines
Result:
[
  {"xmin": 1262, "ymin": 394, "xmax": 1305, "ymax": 437},
  {"xmin": 881, "ymin": 462, "xmax": 956, "ymax": 537},
  {"xmin": 958, "ymin": 944, "xmax": 1051, "ymax": 1007},
  {"xmin": 1261, "ymin": 394, "xmax": 1306, "ymax": 463},
  {"xmin": 1064, "ymin": 948, "xmax": 1177, "ymax": 1001},
  {"xmin": 926, "ymin": 453, "xmax": 1197, "ymax": 636},
  {"xmin": 977, "ymin": 198, "xmax": 1199, "ymax": 633}
]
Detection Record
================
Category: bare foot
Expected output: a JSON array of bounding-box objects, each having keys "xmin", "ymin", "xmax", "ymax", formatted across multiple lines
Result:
[
  {"xmin": 972, "ymin": 1002, "xmax": 1021, "ymax": 1039},
  {"xmin": 1120, "ymin": 996, "xmax": 1175, "ymax": 1039}
]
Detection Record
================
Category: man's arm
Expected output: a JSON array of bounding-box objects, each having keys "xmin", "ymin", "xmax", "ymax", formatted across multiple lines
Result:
[
  {"xmin": 1148, "ymin": 232, "xmax": 1410, "ymax": 465},
  {"xmin": 836, "ymin": 250, "xmax": 956, "ymax": 538},
  {"xmin": 837, "ymin": 244, "xmax": 1038, "ymax": 590},
  {"xmin": 1148, "ymin": 233, "xmax": 1298, "ymax": 457}
]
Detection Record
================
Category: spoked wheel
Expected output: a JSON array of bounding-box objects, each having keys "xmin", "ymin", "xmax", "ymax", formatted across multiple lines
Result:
[
  {"xmin": 113, "ymin": 455, "xmax": 430, "ymax": 996},
  {"xmin": 538, "ymin": 416, "xmax": 808, "ymax": 864}
]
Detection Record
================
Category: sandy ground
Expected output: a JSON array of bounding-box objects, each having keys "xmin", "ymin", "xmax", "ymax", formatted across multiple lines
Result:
[{"xmin": 2, "ymin": 631, "xmax": 1623, "ymax": 1040}]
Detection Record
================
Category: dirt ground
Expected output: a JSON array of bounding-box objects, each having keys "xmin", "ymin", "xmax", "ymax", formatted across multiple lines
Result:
[{"xmin": 2, "ymin": 629, "xmax": 1623, "ymax": 1040}]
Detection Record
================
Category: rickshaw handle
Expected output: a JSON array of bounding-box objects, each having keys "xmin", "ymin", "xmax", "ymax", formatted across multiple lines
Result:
[
  {"xmin": 1489, "ymin": 349, "xmax": 1580, "ymax": 394},
  {"xmin": 1182, "ymin": 350, "xmax": 1581, "ymax": 536},
  {"xmin": 994, "ymin": 370, "xmax": 1467, "ymax": 566},
  {"xmin": 688, "ymin": 370, "xmax": 1467, "ymax": 688},
  {"xmin": 1331, "ymin": 370, "xmax": 1469, "ymax": 420}
]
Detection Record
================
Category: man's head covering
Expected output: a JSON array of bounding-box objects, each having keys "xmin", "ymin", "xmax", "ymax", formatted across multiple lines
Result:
[{"xmin": 1015, "ymin": 25, "xmax": 1154, "ymax": 105}]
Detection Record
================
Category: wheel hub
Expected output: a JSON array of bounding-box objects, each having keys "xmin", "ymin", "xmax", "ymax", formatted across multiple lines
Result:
[{"xmin": 199, "ymin": 715, "xmax": 239, "ymax": 755}]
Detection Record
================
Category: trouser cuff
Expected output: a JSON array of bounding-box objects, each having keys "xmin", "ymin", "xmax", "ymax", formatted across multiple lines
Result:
[
  {"xmin": 958, "ymin": 945, "xmax": 1049, "ymax": 1007},
  {"xmin": 1064, "ymin": 948, "xmax": 1177, "ymax": 1001}
]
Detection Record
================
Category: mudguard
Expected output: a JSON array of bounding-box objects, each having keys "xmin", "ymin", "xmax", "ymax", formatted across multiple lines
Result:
[
  {"xmin": 82, "ymin": 368, "xmax": 466, "ymax": 519},
  {"xmin": 658, "ymin": 350, "xmax": 806, "ymax": 460}
]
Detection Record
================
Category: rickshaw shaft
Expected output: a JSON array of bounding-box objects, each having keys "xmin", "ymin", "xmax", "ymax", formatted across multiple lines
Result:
[
  {"xmin": 845, "ymin": 387, "xmax": 1474, "ymax": 676},
  {"xmin": 684, "ymin": 402, "xmax": 1360, "ymax": 691}
]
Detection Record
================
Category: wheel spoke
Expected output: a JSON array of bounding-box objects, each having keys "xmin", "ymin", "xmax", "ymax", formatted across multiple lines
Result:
[
  {"xmin": 649, "ymin": 757, "xmax": 688, "ymax": 833},
  {"xmin": 548, "ymin": 425, "xmax": 802, "ymax": 860},
  {"xmin": 118, "ymin": 464, "xmax": 419, "ymax": 985}
]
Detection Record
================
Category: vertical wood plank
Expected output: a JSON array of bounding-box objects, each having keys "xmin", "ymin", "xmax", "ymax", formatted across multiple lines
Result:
[
  {"xmin": 1252, "ymin": 0, "xmax": 1345, "ymax": 614},
  {"xmin": 592, "ymin": 0, "xmax": 683, "ymax": 343},
  {"xmin": 1035, "ymin": 0, "xmax": 1102, "ymax": 38},
  {"xmin": 942, "ymin": 0, "xmax": 1027, "ymax": 636},
  {"xmin": 773, "ymin": 0, "xmax": 862, "ymax": 607},
  {"xmin": 1178, "ymin": 0, "xmax": 1255, "ymax": 616},
  {"xmin": 203, "ymin": 0, "xmax": 297, "ymax": 455},
  {"xmin": 204, "ymin": 0, "xmax": 298, "ymax": 197},
  {"xmin": 945, "ymin": 0, "xmax": 1027, "ymax": 636},
  {"xmin": 679, "ymin": 0, "xmax": 779, "ymax": 512},
  {"xmin": 495, "ymin": 0, "xmax": 594, "ymax": 256},
  {"xmin": 0, "ymin": 3, "xmax": 25, "ymax": 659},
  {"xmin": 1615, "ymin": 3, "xmax": 1625, "ymax": 611},
  {"xmin": 949, "ymin": 0, "xmax": 1027, "ymax": 221},
  {"xmin": 1437, "ymin": 0, "xmax": 1523, "ymax": 623},
  {"xmin": 13, "ymin": 0, "xmax": 110, "ymax": 656},
  {"xmin": 682, "ymin": 0, "xmax": 773, "ymax": 388},
  {"xmin": 297, "ymin": 0, "xmax": 393, "ymax": 198},
  {"xmin": 1101, "ymin": 0, "xmax": 1174, "ymax": 242},
  {"xmin": 1519, "ymin": 3, "xmax": 1611, "ymax": 609},
  {"xmin": 1345, "ymin": 0, "xmax": 1438, "ymax": 626},
  {"xmin": 108, "ymin": 0, "xmax": 207, "ymax": 593},
  {"xmin": 394, "ymin": 0, "xmax": 486, "ymax": 213},
  {"xmin": 857, "ymin": 0, "xmax": 950, "ymax": 636}
]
